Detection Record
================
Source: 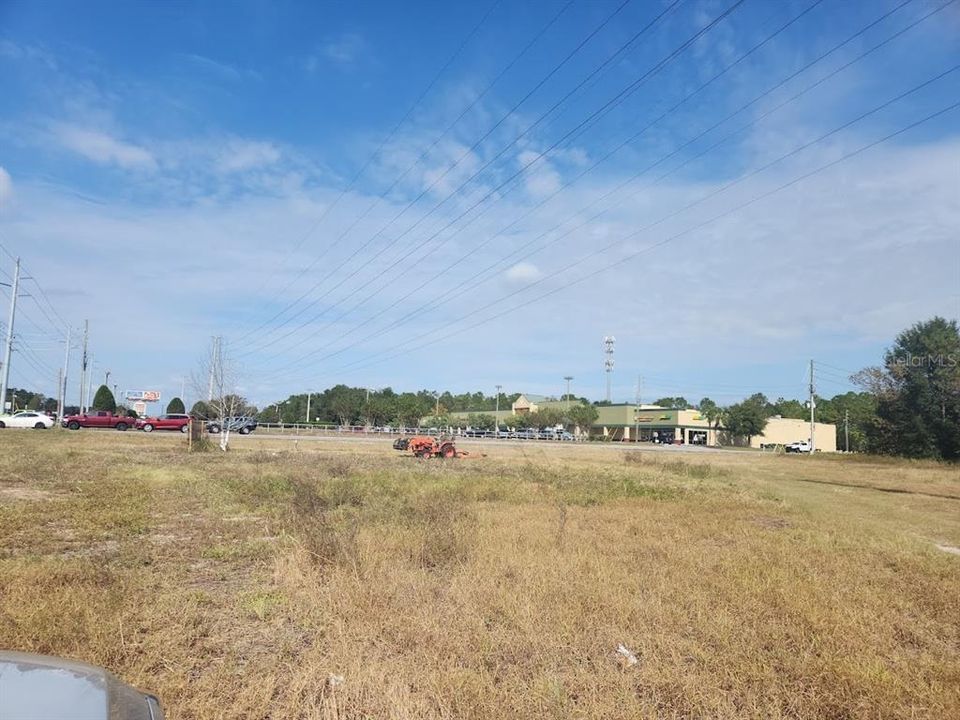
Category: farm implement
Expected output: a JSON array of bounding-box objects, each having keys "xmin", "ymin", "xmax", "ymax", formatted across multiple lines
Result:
[{"xmin": 392, "ymin": 435, "xmax": 482, "ymax": 459}]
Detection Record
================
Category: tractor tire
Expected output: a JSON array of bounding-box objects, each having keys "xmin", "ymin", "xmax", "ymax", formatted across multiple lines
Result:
[
  {"xmin": 417, "ymin": 448, "xmax": 433, "ymax": 459},
  {"xmin": 115, "ymin": 422, "xmax": 128, "ymax": 431},
  {"xmin": 441, "ymin": 443, "xmax": 456, "ymax": 459},
  {"xmin": 67, "ymin": 421, "xmax": 80, "ymax": 430}
]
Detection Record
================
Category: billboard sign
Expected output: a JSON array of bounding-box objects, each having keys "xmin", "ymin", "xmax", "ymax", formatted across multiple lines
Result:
[{"xmin": 126, "ymin": 390, "xmax": 161, "ymax": 402}]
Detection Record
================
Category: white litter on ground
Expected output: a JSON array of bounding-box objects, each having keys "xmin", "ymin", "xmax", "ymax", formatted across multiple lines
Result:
[{"xmin": 616, "ymin": 644, "xmax": 639, "ymax": 666}]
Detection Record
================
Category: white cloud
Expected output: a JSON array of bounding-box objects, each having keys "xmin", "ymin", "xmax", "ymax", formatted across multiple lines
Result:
[
  {"xmin": 320, "ymin": 33, "xmax": 367, "ymax": 67},
  {"xmin": 0, "ymin": 167, "xmax": 13, "ymax": 207},
  {"xmin": 504, "ymin": 262, "xmax": 542, "ymax": 283},
  {"xmin": 52, "ymin": 124, "xmax": 157, "ymax": 170},
  {"xmin": 518, "ymin": 149, "xmax": 561, "ymax": 198},
  {"xmin": 216, "ymin": 139, "xmax": 282, "ymax": 173}
]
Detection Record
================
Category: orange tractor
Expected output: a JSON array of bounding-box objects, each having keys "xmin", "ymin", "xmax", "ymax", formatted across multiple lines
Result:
[{"xmin": 393, "ymin": 435, "xmax": 475, "ymax": 459}]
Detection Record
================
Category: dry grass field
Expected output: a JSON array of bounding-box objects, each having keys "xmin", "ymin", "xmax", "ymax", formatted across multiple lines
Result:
[{"xmin": 1, "ymin": 432, "xmax": 958, "ymax": 719}]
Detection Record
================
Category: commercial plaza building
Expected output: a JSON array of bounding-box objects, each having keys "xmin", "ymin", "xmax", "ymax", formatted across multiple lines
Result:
[
  {"xmin": 443, "ymin": 394, "xmax": 838, "ymax": 451},
  {"xmin": 592, "ymin": 403, "xmax": 837, "ymax": 451}
]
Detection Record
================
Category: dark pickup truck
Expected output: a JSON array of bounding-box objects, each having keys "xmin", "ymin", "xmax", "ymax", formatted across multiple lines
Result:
[{"xmin": 61, "ymin": 410, "xmax": 136, "ymax": 431}]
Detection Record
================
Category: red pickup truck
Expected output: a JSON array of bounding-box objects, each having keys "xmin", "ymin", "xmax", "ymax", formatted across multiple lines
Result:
[{"xmin": 61, "ymin": 411, "xmax": 136, "ymax": 431}]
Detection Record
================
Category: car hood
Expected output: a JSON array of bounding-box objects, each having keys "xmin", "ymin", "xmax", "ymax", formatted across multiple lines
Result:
[{"xmin": 0, "ymin": 651, "xmax": 161, "ymax": 719}]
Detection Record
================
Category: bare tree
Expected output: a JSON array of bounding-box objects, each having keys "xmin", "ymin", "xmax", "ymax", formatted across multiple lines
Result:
[{"xmin": 191, "ymin": 337, "xmax": 246, "ymax": 451}]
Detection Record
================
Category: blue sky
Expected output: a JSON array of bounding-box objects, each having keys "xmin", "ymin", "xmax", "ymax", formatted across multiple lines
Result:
[{"xmin": 0, "ymin": 0, "xmax": 958, "ymax": 409}]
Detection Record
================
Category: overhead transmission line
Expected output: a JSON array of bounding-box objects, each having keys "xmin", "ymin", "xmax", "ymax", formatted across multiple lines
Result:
[
  {"xmin": 264, "ymin": 0, "xmax": 941, "ymax": 377},
  {"xmin": 232, "ymin": 0, "xmax": 682, "ymax": 352},
  {"xmin": 273, "ymin": 77, "xmax": 959, "ymax": 385},
  {"xmin": 232, "ymin": 0, "xmax": 618, "ymax": 344},
  {"xmin": 254, "ymin": 0, "xmax": 832, "ymax": 366},
  {"xmin": 249, "ymin": 0, "xmax": 505, "ymax": 301},
  {"xmin": 237, "ymin": 0, "xmax": 739, "ymax": 357}
]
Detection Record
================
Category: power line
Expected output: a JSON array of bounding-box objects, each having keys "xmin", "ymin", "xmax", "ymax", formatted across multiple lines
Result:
[
  {"xmin": 290, "ymin": 92, "xmax": 959, "ymax": 385},
  {"xmin": 239, "ymin": 0, "xmax": 741, "ymax": 358},
  {"xmin": 257, "ymin": 0, "xmax": 833, "ymax": 367},
  {"xmin": 264, "ymin": 1, "xmax": 945, "ymax": 381},
  {"xmin": 247, "ymin": 0, "xmax": 505, "ymax": 302},
  {"xmin": 349, "ymin": 0, "xmax": 936, "ymax": 357},
  {"xmin": 232, "ymin": 0, "xmax": 679, "ymax": 352}
]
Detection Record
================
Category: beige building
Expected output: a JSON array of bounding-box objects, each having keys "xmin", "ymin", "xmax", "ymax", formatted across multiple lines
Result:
[
  {"xmin": 742, "ymin": 416, "xmax": 837, "ymax": 452},
  {"xmin": 592, "ymin": 404, "xmax": 837, "ymax": 451},
  {"xmin": 432, "ymin": 395, "xmax": 838, "ymax": 452}
]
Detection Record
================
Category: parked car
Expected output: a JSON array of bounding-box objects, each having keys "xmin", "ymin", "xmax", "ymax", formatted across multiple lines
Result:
[
  {"xmin": 61, "ymin": 410, "xmax": 135, "ymax": 431},
  {"xmin": 0, "ymin": 650, "xmax": 164, "ymax": 720},
  {"xmin": 135, "ymin": 413, "xmax": 191, "ymax": 433},
  {"xmin": 206, "ymin": 416, "xmax": 257, "ymax": 435},
  {"xmin": 785, "ymin": 440, "xmax": 812, "ymax": 453},
  {"xmin": 0, "ymin": 411, "xmax": 55, "ymax": 429}
]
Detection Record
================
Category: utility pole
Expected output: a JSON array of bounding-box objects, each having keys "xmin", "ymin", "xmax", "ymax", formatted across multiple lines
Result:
[
  {"xmin": 86, "ymin": 352, "xmax": 94, "ymax": 410},
  {"xmin": 495, "ymin": 384, "xmax": 502, "ymax": 433},
  {"xmin": 603, "ymin": 336, "xmax": 615, "ymax": 403},
  {"xmin": 563, "ymin": 376, "xmax": 573, "ymax": 406},
  {"xmin": 79, "ymin": 320, "xmax": 89, "ymax": 413},
  {"xmin": 809, "ymin": 359, "xmax": 816, "ymax": 453},
  {"xmin": 0, "ymin": 257, "xmax": 21, "ymax": 413},
  {"xmin": 59, "ymin": 326, "xmax": 71, "ymax": 420},
  {"xmin": 207, "ymin": 336, "xmax": 219, "ymax": 402},
  {"xmin": 305, "ymin": 391, "xmax": 311, "ymax": 424},
  {"xmin": 104, "ymin": 370, "xmax": 110, "ymax": 388},
  {"xmin": 634, "ymin": 375, "xmax": 643, "ymax": 443},
  {"xmin": 844, "ymin": 408, "xmax": 849, "ymax": 453}
]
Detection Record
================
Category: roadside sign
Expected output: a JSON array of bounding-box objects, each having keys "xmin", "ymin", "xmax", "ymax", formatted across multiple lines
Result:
[{"xmin": 126, "ymin": 391, "xmax": 161, "ymax": 402}]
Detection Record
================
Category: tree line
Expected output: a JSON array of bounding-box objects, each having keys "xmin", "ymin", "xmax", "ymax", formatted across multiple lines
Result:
[{"xmin": 6, "ymin": 318, "xmax": 955, "ymax": 459}]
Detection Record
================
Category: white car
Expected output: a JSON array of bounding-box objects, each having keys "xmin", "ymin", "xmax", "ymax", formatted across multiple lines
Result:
[
  {"xmin": 785, "ymin": 440, "xmax": 812, "ymax": 453},
  {"xmin": 0, "ymin": 411, "xmax": 55, "ymax": 429}
]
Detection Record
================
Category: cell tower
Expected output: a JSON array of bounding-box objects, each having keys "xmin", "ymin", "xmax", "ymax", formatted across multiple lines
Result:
[{"xmin": 603, "ymin": 335, "xmax": 615, "ymax": 403}]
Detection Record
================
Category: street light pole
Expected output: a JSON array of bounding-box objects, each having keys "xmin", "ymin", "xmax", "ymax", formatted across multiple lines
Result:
[{"xmin": 495, "ymin": 384, "xmax": 502, "ymax": 433}]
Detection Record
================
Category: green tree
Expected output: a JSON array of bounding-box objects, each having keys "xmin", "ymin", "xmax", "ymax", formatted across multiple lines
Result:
[
  {"xmin": 528, "ymin": 407, "xmax": 564, "ymax": 429},
  {"xmin": 697, "ymin": 398, "xmax": 723, "ymax": 428},
  {"xmin": 191, "ymin": 400, "xmax": 213, "ymax": 419},
  {"xmin": 473, "ymin": 413, "xmax": 496, "ymax": 430},
  {"xmin": 91, "ymin": 385, "xmax": 117, "ymax": 412},
  {"xmin": 654, "ymin": 396, "xmax": 690, "ymax": 409},
  {"xmin": 724, "ymin": 401, "xmax": 768, "ymax": 444},
  {"xmin": 506, "ymin": 413, "xmax": 530, "ymax": 430},
  {"xmin": 857, "ymin": 317, "xmax": 960, "ymax": 459},
  {"xmin": 166, "ymin": 397, "xmax": 186, "ymax": 414},
  {"xmin": 567, "ymin": 403, "xmax": 598, "ymax": 433},
  {"xmin": 771, "ymin": 397, "xmax": 806, "ymax": 419}
]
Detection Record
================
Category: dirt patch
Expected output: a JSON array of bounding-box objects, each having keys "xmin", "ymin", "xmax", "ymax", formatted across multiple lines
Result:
[
  {"xmin": 752, "ymin": 515, "xmax": 793, "ymax": 530},
  {"xmin": 0, "ymin": 485, "xmax": 53, "ymax": 502}
]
